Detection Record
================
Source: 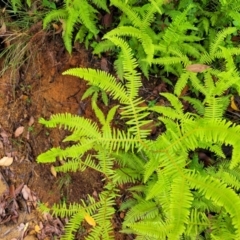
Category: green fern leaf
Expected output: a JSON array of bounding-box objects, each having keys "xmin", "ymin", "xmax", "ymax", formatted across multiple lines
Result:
[
  {"xmin": 90, "ymin": 0, "xmax": 109, "ymax": 12},
  {"xmin": 43, "ymin": 9, "xmax": 68, "ymax": 29},
  {"xmin": 210, "ymin": 27, "xmax": 237, "ymax": 57},
  {"xmin": 61, "ymin": 212, "xmax": 85, "ymax": 240},
  {"xmin": 63, "ymin": 68, "xmax": 129, "ymax": 103},
  {"xmin": 168, "ymin": 175, "xmax": 193, "ymax": 238},
  {"xmin": 187, "ymin": 171, "xmax": 240, "ymax": 238}
]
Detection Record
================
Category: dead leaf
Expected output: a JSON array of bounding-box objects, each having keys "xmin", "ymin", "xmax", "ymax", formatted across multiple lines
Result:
[
  {"xmin": 1, "ymin": 130, "xmax": 9, "ymax": 144},
  {"xmin": 0, "ymin": 156, "xmax": 13, "ymax": 166},
  {"xmin": 139, "ymin": 121, "xmax": 157, "ymax": 135},
  {"xmin": 14, "ymin": 126, "xmax": 24, "ymax": 137},
  {"xmin": 0, "ymin": 21, "xmax": 6, "ymax": 35},
  {"xmin": 231, "ymin": 95, "xmax": 240, "ymax": 111},
  {"xmin": 84, "ymin": 213, "xmax": 96, "ymax": 227},
  {"xmin": 120, "ymin": 212, "xmax": 125, "ymax": 219},
  {"xmin": 52, "ymin": 23, "xmax": 60, "ymax": 30},
  {"xmin": 28, "ymin": 116, "xmax": 34, "ymax": 126},
  {"xmin": 180, "ymin": 85, "xmax": 189, "ymax": 97},
  {"xmin": 22, "ymin": 185, "xmax": 31, "ymax": 200},
  {"xmin": 100, "ymin": 57, "xmax": 109, "ymax": 72},
  {"xmin": 102, "ymin": 13, "xmax": 113, "ymax": 28},
  {"xmin": 186, "ymin": 64, "xmax": 210, "ymax": 73},
  {"xmin": 35, "ymin": 224, "xmax": 41, "ymax": 233},
  {"xmin": 50, "ymin": 165, "xmax": 57, "ymax": 177}
]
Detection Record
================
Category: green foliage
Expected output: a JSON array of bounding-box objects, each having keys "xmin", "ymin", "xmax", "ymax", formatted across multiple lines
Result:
[
  {"xmin": 9, "ymin": 0, "xmax": 56, "ymax": 13},
  {"xmin": 42, "ymin": 0, "xmax": 109, "ymax": 53},
  {"xmin": 37, "ymin": 27, "xmax": 240, "ymax": 239},
  {"xmin": 94, "ymin": 0, "xmax": 240, "ymax": 79},
  {"xmin": 82, "ymin": 85, "xmax": 109, "ymax": 106},
  {"xmin": 34, "ymin": 0, "xmax": 240, "ymax": 239}
]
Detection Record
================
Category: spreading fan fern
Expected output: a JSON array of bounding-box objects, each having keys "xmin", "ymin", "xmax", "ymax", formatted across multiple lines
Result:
[
  {"xmin": 35, "ymin": 1, "xmax": 240, "ymax": 239},
  {"xmin": 37, "ymin": 30, "xmax": 240, "ymax": 239}
]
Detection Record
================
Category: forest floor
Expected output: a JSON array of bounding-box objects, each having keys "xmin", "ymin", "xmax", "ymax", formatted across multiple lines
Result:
[{"xmin": 0, "ymin": 21, "xmax": 163, "ymax": 240}]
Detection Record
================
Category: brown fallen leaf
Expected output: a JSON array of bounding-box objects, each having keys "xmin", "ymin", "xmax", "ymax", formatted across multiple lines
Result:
[
  {"xmin": 139, "ymin": 121, "xmax": 157, "ymax": 135},
  {"xmin": 28, "ymin": 116, "xmax": 34, "ymax": 126},
  {"xmin": 186, "ymin": 64, "xmax": 210, "ymax": 73},
  {"xmin": 22, "ymin": 185, "xmax": 31, "ymax": 200},
  {"xmin": 0, "ymin": 21, "xmax": 6, "ymax": 35},
  {"xmin": 100, "ymin": 57, "xmax": 109, "ymax": 72},
  {"xmin": 102, "ymin": 12, "xmax": 113, "ymax": 29},
  {"xmin": 1, "ymin": 130, "xmax": 9, "ymax": 144},
  {"xmin": 0, "ymin": 156, "xmax": 13, "ymax": 166},
  {"xmin": 180, "ymin": 85, "xmax": 189, "ymax": 97},
  {"xmin": 50, "ymin": 165, "xmax": 57, "ymax": 177},
  {"xmin": 14, "ymin": 126, "xmax": 24, "ymax": 137}
]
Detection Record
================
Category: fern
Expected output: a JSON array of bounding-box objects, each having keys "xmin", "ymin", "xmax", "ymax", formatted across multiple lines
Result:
[
  {"xmin": 43, "ymin": 0, "xmax": 108, "ymax": 53},
  {"xmin": 36, "ymin": 1, "xmax": 240, "ymax": 239},
  {"xmin": 38, "ymin": 53, "xmax": 240, "ymax": 239}
]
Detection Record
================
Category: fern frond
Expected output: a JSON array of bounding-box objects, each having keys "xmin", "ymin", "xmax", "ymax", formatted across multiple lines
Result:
[
  {"xmin": 151, "ymin": 56, "xmax": 188, "ymax": 66},
  {"xmin": 185, "ymin": 209, "xmax": 210, "ymax": 237},
  {"xmin": 168, "ymin": 175, "xmax": 193, "ymax": 238},
  {"xmin": 55, "ymin": 155, "xmax": 103, "ymax": 173},
  {"xmin": 63, "ymin": 68, "xmax": 129, "ymax": 103},
  {"xmin": 188, "ymin": 72, "xmax": 207, "ymax": 95},
  {"xmin": 63, "ymin": 10, "xmax": 79, "ymax": 53},
  {"xmin": 182, "ymin": 96, "xmax": 205, "ymax": 115},
  {"xmin": 90, "ymin": 0, "xmax": 109, "ymax": 12},
  {"xmin": 214, "ymin": 69, "xmax": 240, "ymax": 96},
  {"xmin": 174, "ymin": 71, "xmax": 190, "ymax": 96},
  {"xmin": 55, "ymin": 158, "xmax": 86, "ymax": 173},
  {"xmin": 104, "ymin": 26, "xmax": 154, "ymax": 63},
  {"xmin": 204, "ymin": 97, "xmax": 225, "ymax": 119},
  {"xmin": 43, "ymin": 9, "xmax": 68, "ymax": 29},
  {"xmin": 61, "ymin": 212, "xmax": 85, "ymax": 240},
  {"xmin": 113, "ymin": 167, "xmax": 142, "ymax": 184},
  {"xmin": 186, "ymin": 171, "xmax": 240, "ymax": 238},
  {"xmin": 123, "ymin": 199, "xmax": 160, "ymax": 223},
  {"xmin": 180, "ymin": 43, "xmax": 202, "ymax": 59},
  {"xmin": 39, "ymin": 113, "xmax": 101, "ymax": 138},
  {"xmin": 123, "ymin": 220, "xmax": 170, "ymax": 239},
  {"xmin": 104, "ymin": 36, "xmax": 141, "ymax": 100},
  {"xmin": 216, "ymin": 170, "xmax": 240, "ymax": 191},
  {"xmin": 37, "ymin": 142, "xmax": 95, "ymax": 163},
  {"xmin": 150, "ymin": 106, "xmax": 184, "ymax": 120},
  {"xmin": 93, "ymin": 40, "xmax": 116, "ymax": 55},
  {"xmin": 160, "ymin": 93, "xmax": 184, "ymax": 114},
  {"xmin": 110, "ymin": 0, "xmax": 143, "ymax": 28},
  {"xmin": 209, "ymin": 27, "xmax": 237, "ymax": 57},
  {"xmin": 163, "ymin": 5, "xmax": 194, "ymax": 43},
  {"xmin": 146, "ymin": 171, "xmax": 170, "ymax": 200},
  {"xmin": 86, "ymin": 185, "xmax": 116, "ymax": 240},
  {"xmin": 142, "ymin": 0, "xmax": 165, "ymax": 29},
  {"xmin": 102, "ymin": 127, "xmax": 143, "ymax": 152},
  {"xmin": 78, "ymin": 0, "xmax": 99, "ymax": 36},
  {"xmin": 50, "ymin": 202, "xmax": 85, "ymax": 218}
]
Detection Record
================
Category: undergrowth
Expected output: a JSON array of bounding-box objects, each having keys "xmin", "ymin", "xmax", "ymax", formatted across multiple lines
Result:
[
  {"xmin": 3, "ymin": 0, "xmax": 240, "ymax": 239},
  {"xmin": 37, "ymin": 26, "xmax": 240, "ymax": 239}
]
